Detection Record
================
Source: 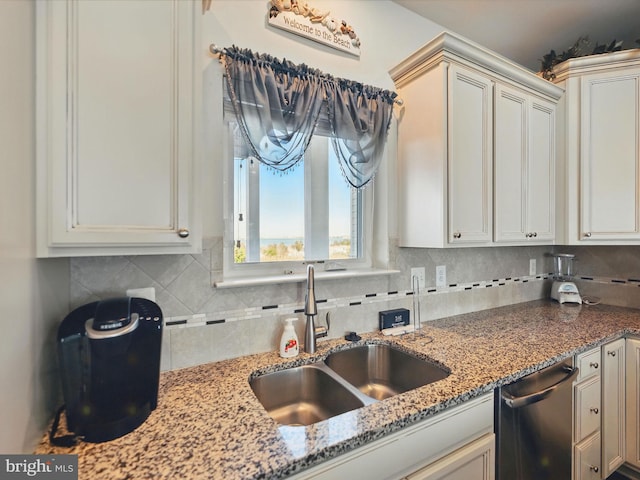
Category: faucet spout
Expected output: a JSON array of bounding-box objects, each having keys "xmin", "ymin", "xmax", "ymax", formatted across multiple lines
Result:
[
  {"xmin": 305, "ymin": 264, "xmax": 317, "ymax": 316},
  {"xmin": 304, "ymin": 265, "xmax": 327, "ymax": 353}
]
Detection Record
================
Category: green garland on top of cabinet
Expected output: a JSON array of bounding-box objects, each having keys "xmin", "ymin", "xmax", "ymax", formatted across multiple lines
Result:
[{"xmin": 540, "ymin": 35, "xmax": 640, "ymax": 80}]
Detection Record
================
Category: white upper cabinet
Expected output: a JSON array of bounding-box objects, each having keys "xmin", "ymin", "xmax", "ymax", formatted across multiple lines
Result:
[
  {"xmin": 494, "ymin": 84, "xmax": 556, "ymax": 243},
  {"xmin": 448, "ymin": 65, "xmax": 494, "ymax": 245},
  {"xmin": 390, "ymin": 32, "xmax": 562, "ymax": 248},
  {"xmin": 554, "ymin": 50, "xmax": 640, "ymax": 244},
  {"xmin": 36, "ymin": 0, "xmax": 201, "ymax": 257}
]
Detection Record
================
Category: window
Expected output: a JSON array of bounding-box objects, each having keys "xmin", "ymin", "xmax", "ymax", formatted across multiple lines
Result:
[
  {"xmin": 224, "ymin": 122, "xmax": 372, "ymax": 278},
  {"xmin": 216, "ymin": 46, "xmax": 395, "ymax": 281}
]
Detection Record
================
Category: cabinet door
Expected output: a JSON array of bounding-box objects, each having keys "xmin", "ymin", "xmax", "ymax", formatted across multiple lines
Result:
[
  {"xmin": 36, "ymin": 0, "xmax": 200, "ymax": 257},
  {"xmin": 406, "ymin": 433, "xmax": 494, "ymax": 480},
  {"xmin": 626, "ymin": 338, "xmax": 640, "ymax": 468},
  {"xmin": 494, "ymin": 85, "xmax": 555, "ymax": 244},
  {"xmin": 448, "ymin": 65, "xmax": 493, "ymax": 245},
  {"xmin": 602, "ymin": 338, "xmax": 625, "ymax": 477},
  {"xmin": 527, "ymin": 98, "xmax": 555, "ymax": 241},
  {"xmin": 580, "ymin": 69, "xmax": 640, "ymax": 240},
  {"xmin": 494, "ymin": 85, "xmax": 527, "ymax": 243}
]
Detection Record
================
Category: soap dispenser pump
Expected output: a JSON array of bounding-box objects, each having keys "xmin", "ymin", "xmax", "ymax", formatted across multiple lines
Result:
[{"xmin": 279, "ymin": 318, "xmax": 299, "ymax": 358}]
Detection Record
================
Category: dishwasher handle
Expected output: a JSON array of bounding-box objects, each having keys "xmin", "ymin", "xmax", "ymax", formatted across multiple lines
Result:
[{"xmin": 502, "ymin": 366, "xmax": 579, "ymax": 409}]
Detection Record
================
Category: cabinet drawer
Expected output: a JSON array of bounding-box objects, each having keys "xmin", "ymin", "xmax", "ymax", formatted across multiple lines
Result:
[
  {"xmin": 574, "ymin": 432, "xmax": 601, "ymax": 480},
  {"xmin": 575, "ymin": 375, "xmax": 601, "ymax": 442},
  {"xmin": 576, "ymin": 348, "xmax": 601, "ymax": 382}
]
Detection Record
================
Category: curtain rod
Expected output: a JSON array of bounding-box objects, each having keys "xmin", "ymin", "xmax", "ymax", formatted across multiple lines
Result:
[{"xmin": 209, "ymin": 44, "xmax": 404, "ymax": 106}]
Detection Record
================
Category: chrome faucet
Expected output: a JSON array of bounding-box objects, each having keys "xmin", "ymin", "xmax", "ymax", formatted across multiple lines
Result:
[{"xmin": 303, "ymin": 264, "xmax": 329, "ymax": 353}]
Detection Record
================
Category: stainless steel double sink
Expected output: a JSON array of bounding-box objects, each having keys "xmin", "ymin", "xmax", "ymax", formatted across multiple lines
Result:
[{"xmin": 249, "ymin": 343, "xmax": 450, "ymax": 426}]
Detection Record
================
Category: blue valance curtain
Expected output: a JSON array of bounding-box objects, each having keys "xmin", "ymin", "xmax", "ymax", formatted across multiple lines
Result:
[{"xmin": 219, "ymin": 46, "xmax": 397, "ymax": 188}]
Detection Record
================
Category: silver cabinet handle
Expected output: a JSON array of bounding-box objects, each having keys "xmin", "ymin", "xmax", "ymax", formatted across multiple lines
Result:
[
  {"xmin": 584, "ymin": 232, "xmax": 592, "ymax": 238},
  {"xmin": 453, "ymin": 232, "xmax": 461, "ymax": 239},
  {"xmin": 590, "ymin": 407, "xmax": 599, "ymax": 414},
  {"xmin": 589, "ymin": 465, "xmax": 599, "ymax": 473},
  {"xmin": 177, "ymin": 228, "xmax": 190, "ymax": 238},
  {"xmin": 608, "ymin": 351, "xmax": 616, "ymax": 357},
  {"xmin": 590, "ymin": 362, "xmax": 599, "ymax": 369}
]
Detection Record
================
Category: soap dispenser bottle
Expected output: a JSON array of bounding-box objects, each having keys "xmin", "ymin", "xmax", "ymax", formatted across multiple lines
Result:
[{"xmin": 279, "ymin": 318, "xmax": 299, "ymax": 358}]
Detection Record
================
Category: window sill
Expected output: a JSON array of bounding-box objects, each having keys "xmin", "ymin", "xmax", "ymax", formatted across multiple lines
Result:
[{"xmin": 214, "ymin": 268, "xmax": 400, "ymax": 289}]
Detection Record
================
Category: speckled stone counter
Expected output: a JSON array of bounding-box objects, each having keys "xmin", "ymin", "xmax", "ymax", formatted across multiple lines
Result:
[{"xmin": 35, "ymin": 300, "xmax": 640, "ymax": 479}]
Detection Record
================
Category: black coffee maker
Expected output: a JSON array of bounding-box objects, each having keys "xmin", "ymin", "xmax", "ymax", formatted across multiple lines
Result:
[{"xmin": 54, "ymin": 297, "xmax": 163, "ymax": 444}]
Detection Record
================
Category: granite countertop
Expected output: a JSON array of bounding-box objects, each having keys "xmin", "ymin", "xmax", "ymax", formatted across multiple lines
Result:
[{"xmin": 35, "ymin": 300, "xmax": 640, "ymax": 479}]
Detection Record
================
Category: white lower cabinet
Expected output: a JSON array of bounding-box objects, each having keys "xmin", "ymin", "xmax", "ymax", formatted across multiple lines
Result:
[
  {"xmin": 602, "ymin": 338, "xmax": 625, "ymax": 476},
  {"xmin": 626, "ymin": 338, "xmax": 640, "ymax": 469},
  {"xmin": 573, "ymin": 339, "xmax": 626, "ymax": 480},
  {"xmin": 289, "ymin": 394, "xmax": 494, "ymax": 480},
  {"xmin": 574, "ymin": 346, "xmax": 602, "ymax": 480},
  {"xmin": 406, "ymin": 433, "xmax": 494, "ymax": 480}
]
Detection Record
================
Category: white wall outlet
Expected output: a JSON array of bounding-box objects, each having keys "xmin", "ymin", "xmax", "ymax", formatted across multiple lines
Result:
[
  {"xmin": 529, "ymin": 259, "xmax": 536, "ymax": 276},
  {"xmin": 410, "ymin": 267, "xmax": 426, "ymax": 290},
  {"xmin": 126, "ymin": 287, "xmax": 156, "ymax": 301},
  {"xmin": 436, "ymin": 265, "xmax": 446, "ymax": 287}
]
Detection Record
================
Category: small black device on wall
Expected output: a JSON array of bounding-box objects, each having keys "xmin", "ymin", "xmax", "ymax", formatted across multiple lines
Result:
[{"xmin": 52, "ymin": 297, "xmax": 163, "ymax": 444}]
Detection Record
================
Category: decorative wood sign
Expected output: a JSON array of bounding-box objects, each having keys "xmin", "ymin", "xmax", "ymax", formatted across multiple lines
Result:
[{"xmin": 268, "ymin": 0, "xmax": 361, "ymax": 57}]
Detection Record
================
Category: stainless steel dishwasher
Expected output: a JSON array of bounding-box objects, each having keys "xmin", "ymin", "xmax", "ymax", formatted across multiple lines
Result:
[{"xmin": 495, "ymin": 358, "xmax": 579, "ymax": 480}]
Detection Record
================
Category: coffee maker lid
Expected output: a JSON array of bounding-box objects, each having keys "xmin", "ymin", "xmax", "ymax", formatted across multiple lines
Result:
[{"xmin": 86, "ymin": 297, "xmax": 139, "ymax": 340}]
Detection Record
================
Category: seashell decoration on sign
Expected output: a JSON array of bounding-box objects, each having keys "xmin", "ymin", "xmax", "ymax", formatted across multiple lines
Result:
[{"xmin": 268, "ymin": 0, "xmax": 361, "ymax": 57}]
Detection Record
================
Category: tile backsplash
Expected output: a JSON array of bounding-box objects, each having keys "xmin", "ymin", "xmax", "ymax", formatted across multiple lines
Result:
[{"xmin": 69, "ymin": 240, "xmax": 640, "ymax": 371}]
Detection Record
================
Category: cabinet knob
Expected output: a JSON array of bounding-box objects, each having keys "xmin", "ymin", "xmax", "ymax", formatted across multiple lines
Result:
[
  {"xmin": 608, "ymin": 351, "xmax": 616, "ymax": 357},
  {"xmin": 525, "ymin": 233, "xmax": 531, "ymax": 238},
  {"xmin": 584, "ymin": 232, "xmax": 592, "ymax": 238},
  {"xmin": 589, "ymin": 465, "xmax": 599, "ymax": 473},
  {"xmin": 177, "ymin": 228, "xmax": 190, "ymax": 238},
  {"xmin": 453, "ymin": 232, "xmax": 462, "ymax": 239},
  {"xmin": 589, "ymin": 361, "xmax": 599, "ymax": 369},
  {"xmin": 533, "ymin": 232, "xmax": 537, "ymax": 237},
  {"xmin": 590, "ymin": 407, "xmax": 599, "ymax": 414}
]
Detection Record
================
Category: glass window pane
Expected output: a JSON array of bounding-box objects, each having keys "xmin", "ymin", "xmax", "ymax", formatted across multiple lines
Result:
[
  {"xmin": 328, "ymin": 149, "xmax": 357, "ymax": 260},
  {"xmin": 232, "ymin": 129, "xmax": 361, "ymax": 265},
  {"xmin": 259, "ymin": 163, "xmax": 304, "ymax": 262}
]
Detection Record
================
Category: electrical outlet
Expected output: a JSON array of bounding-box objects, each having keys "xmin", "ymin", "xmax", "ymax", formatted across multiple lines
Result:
[
  {"xmin": 529, "ymin": 259, "xmax": 536, "ymax": 276},
  {"xmin": 436, "ymin": 265, "xmax": 446, "ymax": 287},
  {"xmin": 410, "ymin": 267, "xmax": 426, "ymax": 290}
]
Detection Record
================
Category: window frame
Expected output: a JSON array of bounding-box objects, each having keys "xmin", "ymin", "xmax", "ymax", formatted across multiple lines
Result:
[{"xmin": 221, "ymin": 120, "xmax": 374, "ymax": 281}]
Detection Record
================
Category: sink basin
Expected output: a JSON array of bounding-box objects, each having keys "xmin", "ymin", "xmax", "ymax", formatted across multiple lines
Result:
[
  {"xmin": 249, "ymin": 364, "xmax": 364, "ymax": 426},
  {"xmin": 324, "ymin": 344, "xmax": 450, "ymax": 400}
]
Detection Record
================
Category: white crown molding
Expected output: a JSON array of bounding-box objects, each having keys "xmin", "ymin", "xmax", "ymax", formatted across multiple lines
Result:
[{"xmin": 390, "ymin": 31, "xmax": 564, "ymax": 100}]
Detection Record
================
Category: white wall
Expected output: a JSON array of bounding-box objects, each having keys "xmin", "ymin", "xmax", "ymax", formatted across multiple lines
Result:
[{"xmin": 0, "ymin": 1, "xmax": 69, "ymax": 453}]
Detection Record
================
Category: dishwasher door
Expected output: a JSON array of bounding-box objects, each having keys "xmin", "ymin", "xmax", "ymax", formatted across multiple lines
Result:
[{"xmin": 495, "ymin": 358, "xmax": 579, "ymax": 480}]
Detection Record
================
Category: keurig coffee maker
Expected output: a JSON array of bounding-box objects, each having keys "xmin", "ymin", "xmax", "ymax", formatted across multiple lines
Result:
[{"xmin": 54, "ymin": 297, "xmax": 163, "ymax": 444}]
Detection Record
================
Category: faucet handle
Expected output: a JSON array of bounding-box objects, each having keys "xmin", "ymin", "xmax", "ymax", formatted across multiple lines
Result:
[{"xmin": 314, "ymin": 312, "xmax": 330, "ymax": 339}]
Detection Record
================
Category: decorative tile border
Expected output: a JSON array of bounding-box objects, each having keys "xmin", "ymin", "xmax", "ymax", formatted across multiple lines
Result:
[{"xmin": 163, "ymin": 273, "xmax": 555, "ymax": 330}]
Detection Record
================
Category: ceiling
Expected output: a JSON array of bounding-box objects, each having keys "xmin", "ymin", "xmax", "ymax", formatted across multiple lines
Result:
[{"xmin": 391, "ymin": 0, "xmax": 640, "ymax": 72}]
